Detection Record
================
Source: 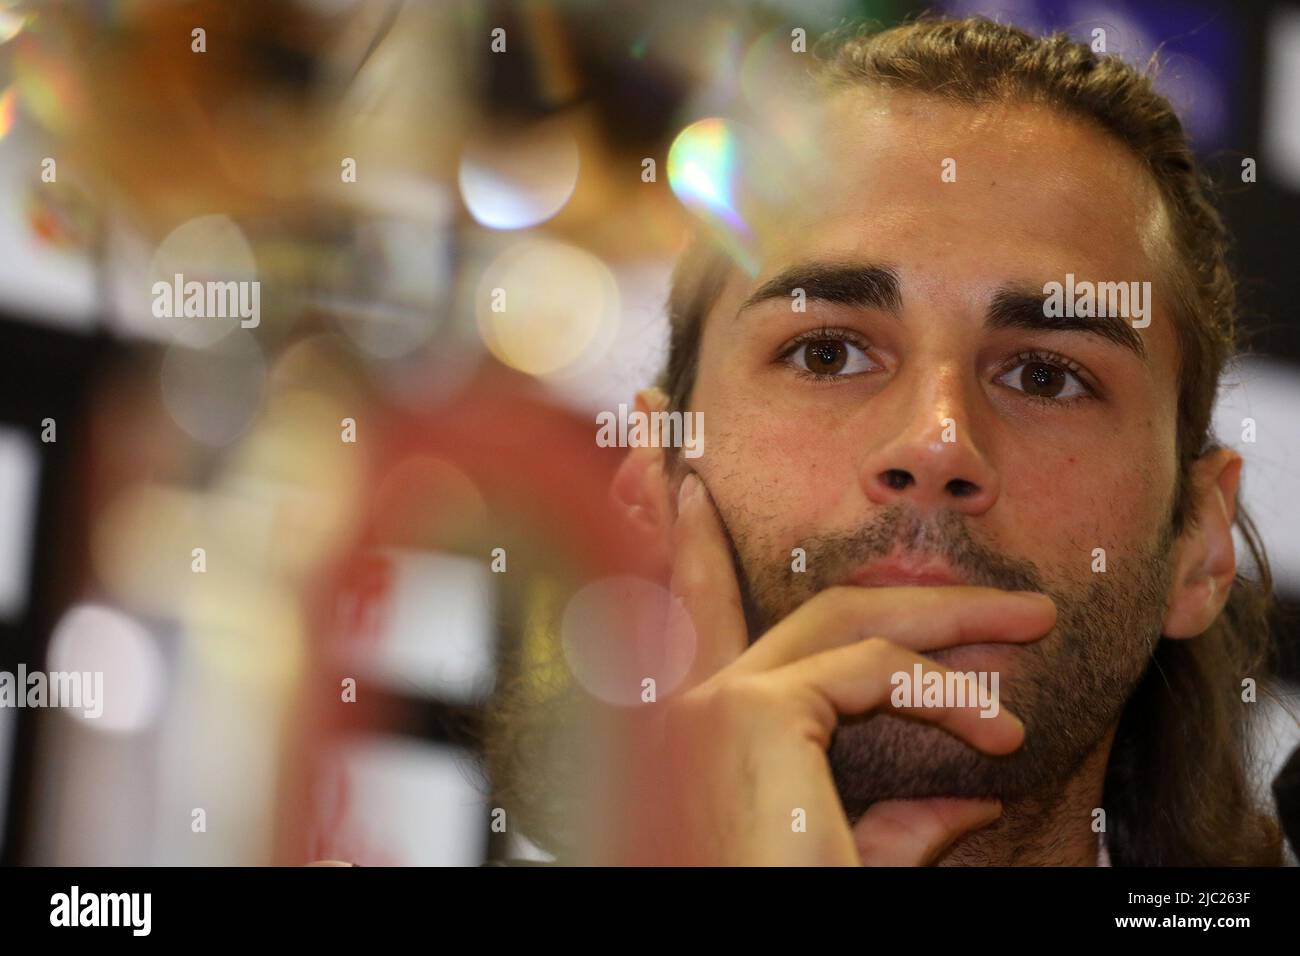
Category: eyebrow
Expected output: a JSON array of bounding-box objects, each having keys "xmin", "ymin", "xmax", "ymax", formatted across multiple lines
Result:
[
  {"xmin": 739, "ymin": 260, "xmax": 1148, "ymax": 361},
  {"xmin": 987, "ymin": 288, "xmax": 1148, "ymax": 360},
  {"xmin": 738, "ymin": 263, "xmax": 903, "ymax": 314}
]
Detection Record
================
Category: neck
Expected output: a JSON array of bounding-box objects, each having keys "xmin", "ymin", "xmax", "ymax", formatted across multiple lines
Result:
[{"xmin": 936, "ymin": 724, "xmax": 1117, "ymax": 866}]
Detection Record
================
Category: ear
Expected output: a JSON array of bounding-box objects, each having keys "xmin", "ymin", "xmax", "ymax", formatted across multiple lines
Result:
[
  {"xmin": 610, "ymin": 387, "xmax": 676, "ymax": 572},
  {"xmin": 1161, "ymin": 447, "xmax": 1242, "ymax": 639}
]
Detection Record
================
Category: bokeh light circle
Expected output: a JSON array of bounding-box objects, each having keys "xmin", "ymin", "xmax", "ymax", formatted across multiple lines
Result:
[
  {"xmin": 146, "ymin": 214, "xmax": 260, "ymax": 348},
  {"xmin": 560, "ymin": 576, "xmax": 696, "ymax": 706},
  {"xmin": 160, "ymin": 332, "xmax": 267, "ymax": 447},
  {"xmin": 46, "ymin": 603, "xmax": 166, "ymax": 734},
  {"xmin": 459, "ymin": 121, "xmax": 580, "ymax": 230},
  {"xmin": 475, "ymin": 238, "xmax": 619, "ymax": 377}
]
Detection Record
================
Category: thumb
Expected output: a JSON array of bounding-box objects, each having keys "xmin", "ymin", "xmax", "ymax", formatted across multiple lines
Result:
[
  {"xmin": 670, "ymin": 472, "xmax": 750, "ymax": 688},
  {"xmin": 852, "ymin": 798, "xmax": 1003, "ymax": 866}
]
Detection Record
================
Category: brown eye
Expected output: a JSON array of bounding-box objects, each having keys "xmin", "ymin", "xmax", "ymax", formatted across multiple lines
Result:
[
  {"xmin": 995, "ymin": 355, "xmax": 1088, "ymax": 401},
  {"xmin": 1020, "ymin": 361, "xmax": 1066, "ymax": 397},
  {"xmin": 803, "ymin": 340, "xmax": 848, "ymax": 375},
  {"xmin": 785, "ymin": 335, "xmax": 877, "ymax": 378}
]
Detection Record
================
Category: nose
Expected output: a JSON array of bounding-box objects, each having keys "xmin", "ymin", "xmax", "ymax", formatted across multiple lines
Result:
[{"xmin": 859, "ymin": 367, "xmax": 1000, "ymax": 516}]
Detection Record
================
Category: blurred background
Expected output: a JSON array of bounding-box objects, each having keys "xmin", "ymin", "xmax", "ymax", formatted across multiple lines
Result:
[{"xmin": 0, "ymin": 0, "xmax": 1295, "ymax": 865}]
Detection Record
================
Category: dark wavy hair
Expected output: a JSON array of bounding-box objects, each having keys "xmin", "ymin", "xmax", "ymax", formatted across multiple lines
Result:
[{"xmin": 655, "ymin": 16, "xmax": 1284, "ymax": 865}]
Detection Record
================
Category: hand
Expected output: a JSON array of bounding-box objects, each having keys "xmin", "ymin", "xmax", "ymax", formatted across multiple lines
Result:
[{"xmin": 631, "ymin": 473, "xmax": 1056, "ymax": 866}]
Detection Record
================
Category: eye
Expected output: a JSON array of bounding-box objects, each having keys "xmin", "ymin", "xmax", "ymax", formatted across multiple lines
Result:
[
  {"xmin": 783, "ymin": 334, "xmax": 878, "ymax": 378},
  {"xmin": 995, "ymin": 352, "xmax": 1090, "ymax": 401}
]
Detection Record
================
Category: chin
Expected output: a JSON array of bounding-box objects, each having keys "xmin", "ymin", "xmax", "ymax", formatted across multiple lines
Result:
[{"xmin": 828, "ymin": 713, "xmax": 1016, "ymax": 807}]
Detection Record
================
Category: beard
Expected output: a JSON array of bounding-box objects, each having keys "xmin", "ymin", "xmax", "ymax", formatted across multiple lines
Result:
[{"xmin": 717, "ymin": 502, "xmax": 1174, "ymax": 821}]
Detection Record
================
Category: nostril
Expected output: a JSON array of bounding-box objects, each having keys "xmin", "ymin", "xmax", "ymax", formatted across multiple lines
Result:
[
  {"xmin": 946, "ymin": 478, "xmax": 979, "ymax": 498},
  {"xmin": 881, "ymin": 469, "xmax": 913, "ymax": 491}
]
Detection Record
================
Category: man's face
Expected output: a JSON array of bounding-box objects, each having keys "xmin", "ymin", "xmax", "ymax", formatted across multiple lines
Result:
[{"xmin": 685, "ymin": 91, "xmax": 1186, "ymax": 814}]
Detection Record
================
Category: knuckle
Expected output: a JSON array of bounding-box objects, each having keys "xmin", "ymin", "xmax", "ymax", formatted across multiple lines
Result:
[
  {"xmin": 859, "ymin": 635, "xmax": 892, "ymax": 664},
  {"xmin": 707, "ymin": 674, "xmax": 799, "ymax": 732},
  {"xmin": 706, "ymin": 677, "xmax": 770, "ymax": 722}
]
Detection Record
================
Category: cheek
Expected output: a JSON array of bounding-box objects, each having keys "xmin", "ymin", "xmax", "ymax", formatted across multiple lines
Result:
[
  {"xmin": 693, "ymin": 321, "xmax": 870, "ymax": 519},
  {"xmin": 998, "ymin": 421, "xmax": 1176, "ymax": 565},
  {"xmin": 692, "ymin": 388, "xmax": 867, "ymax": 536}
]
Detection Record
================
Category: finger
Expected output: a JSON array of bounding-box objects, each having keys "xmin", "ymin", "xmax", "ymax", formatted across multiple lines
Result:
[
  {"xmin": 669, "ymin": 472, "xmax": 750, "ymax": 686},
  {"xmin": 852, "ymin": 798, "xmax": 1003, "ymax": 866},
  {"xmin": 730, "ymin": 585, "xmax": 1056, "ymax": 676},
  {"xmin": 769, "ymin": 637, "xmax": 1026, "ymax": 755}
]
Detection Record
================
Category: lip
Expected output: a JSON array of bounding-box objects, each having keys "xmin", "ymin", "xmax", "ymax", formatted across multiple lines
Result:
[{"xmin": 844, "ymin": 558, "xmax": 968, "ymax": 588}]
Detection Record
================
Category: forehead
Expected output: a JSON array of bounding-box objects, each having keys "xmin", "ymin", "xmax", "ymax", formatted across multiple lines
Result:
[{"xmin": 760, "ymin": 89, "xmax": 1174, "ymax": 291}]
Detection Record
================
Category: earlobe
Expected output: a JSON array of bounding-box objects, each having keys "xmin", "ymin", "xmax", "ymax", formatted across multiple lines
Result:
[{"xmin": 1161, "ymin": 449, "xmax": 1242, "ymax": 639}]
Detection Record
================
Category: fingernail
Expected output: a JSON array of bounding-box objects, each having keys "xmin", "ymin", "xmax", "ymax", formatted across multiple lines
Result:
[{"xmin": 678, "ymin": 473, "xmax": 700, "ymax": 509}]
